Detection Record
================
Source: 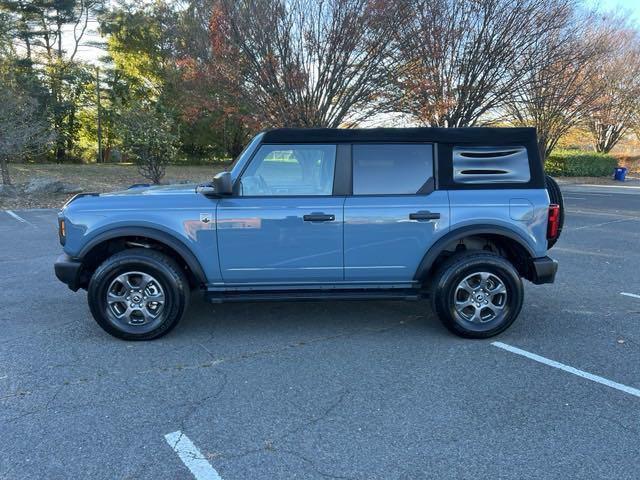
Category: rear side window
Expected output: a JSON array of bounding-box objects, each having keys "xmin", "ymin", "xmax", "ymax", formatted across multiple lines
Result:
[
  {"xmin": 452, "ymin": 146, "xmax": 530, "ymax": 184},
  {"xmin": 352, "ymin": 144, "xmax": 433, "ymax": 195}
]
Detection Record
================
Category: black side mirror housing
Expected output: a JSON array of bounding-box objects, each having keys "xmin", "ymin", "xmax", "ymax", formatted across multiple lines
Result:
[
  {"xmin": 213, "ymin": 171, "xmax": 232, "ymax": 195},
  {"xmin": 197, "ymin": 171, "xmax": 233, "ymax": 197}
]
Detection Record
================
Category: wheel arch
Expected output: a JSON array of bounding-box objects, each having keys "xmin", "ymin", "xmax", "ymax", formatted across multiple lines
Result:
[
  {"xmin": 76, "ymin": 227, "xmax": 207, "ymax": 290},
  {"xmin": 414, "ymin": 225, "xmax": 536, "ymax": 282}
]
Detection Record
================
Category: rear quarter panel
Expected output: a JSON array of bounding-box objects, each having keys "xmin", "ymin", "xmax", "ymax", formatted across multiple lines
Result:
[{"xmin": 448, "ymin": 189, "xmax": 549, "ymax": 257}]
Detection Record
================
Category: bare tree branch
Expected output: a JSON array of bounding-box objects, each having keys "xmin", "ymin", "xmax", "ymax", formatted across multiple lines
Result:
[
  {"xmin": 210, "ymin": 0, "xmax": 402, "ymax": 128},
  {"xmin": 586, "ymin": 20, "xmax": 640, "ymax": 153},
  {"xmin": 0, "ymin": 73, "xmax": 52, "ymax": 185},
  {"xmin": 505, "ymin": 9, "xmax": 614, "ymax": 159},
  {"xmin": 389, "ymin": 0, "xmax": 576, "ymax": 128}
]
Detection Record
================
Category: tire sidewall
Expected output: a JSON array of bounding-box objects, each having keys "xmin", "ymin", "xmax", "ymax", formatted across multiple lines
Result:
[
  {"xmin": 88, "ymin": 252, "xmax": 188, "ymax": 340},
  {"xmin": 433, "ymin": 255, "xmax": 523, "ymax": 338}
]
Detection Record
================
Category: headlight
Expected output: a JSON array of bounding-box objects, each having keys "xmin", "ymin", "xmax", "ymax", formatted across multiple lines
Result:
[{"xmin": 58, "ymin": 217, "xmax": 66, "ymax": 245}]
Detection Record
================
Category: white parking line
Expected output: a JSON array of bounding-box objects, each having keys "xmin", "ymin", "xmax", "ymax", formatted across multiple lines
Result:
[
  {"xmin": 620, "ymin": 292, "xmax": 640, "ymax": 300},
  {"xmin": 553, "ymin": 247, "xmax": 615, "ymax": 258},
  {"xmin": 580, "ymin": 184, "xmax": 640, "ymax": 190},
  {"xmin": 571, "ymin": 218, "xmax": 634, "ymax": 231},
  {"xmin": 566, "ymin": 209, "xmax": 640, "ymax": 219},
  {"xmin": 560, "ymin": 189, "xmax": 613, "ymax": 196},
  {"xmin": 5, "ymin": 210, "xmax": 35, "ymax": 226},
  {"xmin": 492, "ymin": 342, "xmax": 640, "ymax": 399},
  {"xmin": 165, "ymin": 431, "xmax": 223, "ymax": 480}
]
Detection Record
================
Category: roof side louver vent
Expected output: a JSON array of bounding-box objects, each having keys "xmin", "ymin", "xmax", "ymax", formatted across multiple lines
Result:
[{"xmin": 453, "ymin": 146, "xmax": 530, "ymax": 184}]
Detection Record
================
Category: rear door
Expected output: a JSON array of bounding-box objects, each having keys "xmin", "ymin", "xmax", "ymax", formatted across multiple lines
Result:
[
  {"xmin": 343, "ymin": 143, "xmax": 450, "ymax": 282},
  {"xmin": 216, "ymin": 143, "xmax": 344, "ymax": 284}
]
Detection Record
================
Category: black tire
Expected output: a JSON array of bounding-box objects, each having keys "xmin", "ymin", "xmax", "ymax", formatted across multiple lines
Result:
[
  {"xmin": 430, "ymin": 252, "xmax": 524, "ymax": 339},
  {"xmin": 545, "ymin": 175, "xmax": 564, "ymax": 249},
  {"xmin": 88, "ymin": 248, "xmax": 190, "ymax": 340}
]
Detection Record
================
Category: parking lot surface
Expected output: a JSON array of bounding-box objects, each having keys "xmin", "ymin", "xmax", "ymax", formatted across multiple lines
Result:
[{"xmin": 1, "ymin": 187, "xmax": 639, "ymax": 479}]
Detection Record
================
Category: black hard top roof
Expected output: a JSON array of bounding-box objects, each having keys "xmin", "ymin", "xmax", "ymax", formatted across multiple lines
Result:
[{"xmin": 261, "ymin": 127, "xmax": 537, "ymax": 145}]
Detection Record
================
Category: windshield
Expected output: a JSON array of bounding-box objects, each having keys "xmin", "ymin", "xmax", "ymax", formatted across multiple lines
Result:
[{"xmin": 228, "ymin": 132, "xmax": 265, "ymax": 175}]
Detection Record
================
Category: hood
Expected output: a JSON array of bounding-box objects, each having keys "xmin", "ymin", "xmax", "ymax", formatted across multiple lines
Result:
[
  {"xmin": 102, "ymin": 183, "xmax": 199, "ymax": 197},
  {"xmin": 60, "ymin": 182, "xmax": 209, "ymax": 214}
]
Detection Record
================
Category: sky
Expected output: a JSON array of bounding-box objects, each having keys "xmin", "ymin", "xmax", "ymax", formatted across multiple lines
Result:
[
  {"xmin": 599, "ymin": 0, "xmax": 640, "ymax": 13},
  {"xmin": 588, "ymin": 0, "xmax": 640, "ymax": 22},
  {"xmin": 62, "ymin": 20, "xmax": 102, "ymax": 64}
]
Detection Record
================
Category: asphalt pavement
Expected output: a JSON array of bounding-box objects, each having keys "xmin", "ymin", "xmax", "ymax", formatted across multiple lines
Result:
[{"xmin": 1, "ymin": 186, "xmax": 639, "ymax": 480}]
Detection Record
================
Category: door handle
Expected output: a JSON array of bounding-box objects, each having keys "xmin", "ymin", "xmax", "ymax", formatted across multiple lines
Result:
[
  {"xmin": 303, "ymin": 213, "xmax": 335, "ymax": 222},
  {"xmin": 409, "ymin": 211, "xmax": 440, "ymax": 221}
]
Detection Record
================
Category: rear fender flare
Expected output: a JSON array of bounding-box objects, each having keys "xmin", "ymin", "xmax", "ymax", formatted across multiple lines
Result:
[{"xmin": 414, "ymin": 225, "xmax": 536, "ymax": 281}]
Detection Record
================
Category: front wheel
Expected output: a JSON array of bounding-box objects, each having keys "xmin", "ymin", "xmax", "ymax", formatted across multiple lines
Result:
[
  {"xmin": 88, "ymin": 248, "xmax": 190, "ymax": 340},
  {"xmin": 430, "ymin": 252, "xmax": 523, "ymax": 338}
]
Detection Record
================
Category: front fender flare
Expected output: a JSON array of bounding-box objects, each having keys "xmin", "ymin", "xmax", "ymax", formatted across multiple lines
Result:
[{"xmin": 77, "ymin": 226, "xmax": 208, "ymax": 286}]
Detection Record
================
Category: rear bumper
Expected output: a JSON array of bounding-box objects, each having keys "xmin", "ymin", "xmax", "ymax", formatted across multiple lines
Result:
[
  {"xmin": 54, "ymin": 254, "xmax": 82, "ymax": 291},
  {"xmin": 530, "ymin": 256, "xmax": 558, "ymax": 284}
]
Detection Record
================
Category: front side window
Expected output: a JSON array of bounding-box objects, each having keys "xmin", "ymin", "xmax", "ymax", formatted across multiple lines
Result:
[
  {"xmin": 240, "ymin": 144, "xmax": 336, "ymax": 196},
  {"xmin": 352, "ymin": 144, "xmax": 434, "ymax": 195}
]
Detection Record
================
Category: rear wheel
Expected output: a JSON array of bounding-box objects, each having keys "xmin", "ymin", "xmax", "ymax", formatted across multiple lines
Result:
[
  {"xmin": 431, "ymin": 252, "xmax": 523, "ymax": 338},
  {"xmin": 88, "ymin": 248, "xmax": 190, "ymax": 340},
  {"xmin": 545, "ymin": 175, "xmax": 564, "ymax": 248}
]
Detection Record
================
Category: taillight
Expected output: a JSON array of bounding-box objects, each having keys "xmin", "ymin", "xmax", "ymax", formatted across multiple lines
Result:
[{"xmin": 547, "ymin": 204, "xmax": 560, "ymax": 240}]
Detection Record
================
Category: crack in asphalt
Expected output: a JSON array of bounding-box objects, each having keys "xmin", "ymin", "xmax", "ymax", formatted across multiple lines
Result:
[
  {"xmin": 176, "ymin": 369, "xmax": 229, "ymax": 434},
  {"xmin": 275, "ymin": 389, "xmax": 349, "ymax": 443},
  {"xmin": 211, "ymin": 317, "xmax": 420, "ymax": 367},
  {"xmin": 191, "ymin": 390, "xmax": 355, "ymax": 480}
]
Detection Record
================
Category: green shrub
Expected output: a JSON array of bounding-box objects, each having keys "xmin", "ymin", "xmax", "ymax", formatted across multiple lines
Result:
[
  {"xmin": 545, "ymin": 150, "xmax": 618, "ymax": 177},
  {"xmin": 120, "ymin": 105, "xmax": 179, "ymax": 184}
]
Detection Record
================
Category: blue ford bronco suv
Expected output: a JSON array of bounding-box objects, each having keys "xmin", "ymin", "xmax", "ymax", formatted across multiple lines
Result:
[{"xmin": 54, "ymin": 127, "xmax": 562, "ymax": 340}]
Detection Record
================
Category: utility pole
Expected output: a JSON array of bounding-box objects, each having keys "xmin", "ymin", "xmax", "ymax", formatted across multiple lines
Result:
[{"xmin": 96, "ymin": 66, "xmax": 103, "ymax": 163}]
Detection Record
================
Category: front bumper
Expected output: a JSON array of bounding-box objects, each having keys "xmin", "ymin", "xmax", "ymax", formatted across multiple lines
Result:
[
  {"xmin": 54, "ymin": 254, "xmax": 83, "ymax": 291},
  {"xmin": 530, "ymin": 256, "xmax": 558, "ymax": 284}
]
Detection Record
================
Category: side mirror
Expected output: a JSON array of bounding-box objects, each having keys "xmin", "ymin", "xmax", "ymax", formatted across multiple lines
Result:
[
  {"xmin": 196, "ymin": 171, "xmax": 233, "ymax": 197},
  {"xmin": 213, "ymin": 171, "xmax": 233, "ymax": 195}
]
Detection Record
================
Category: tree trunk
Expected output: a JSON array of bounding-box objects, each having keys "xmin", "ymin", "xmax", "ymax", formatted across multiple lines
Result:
[
  {"xmin": 54, "ymin": 102, "xmax": 65, "ymax": 162},
  {"xmin": 56, "ymin": 142, "xmax": 66, "ymax": 163},
  {"xmin": 1, "ymin": 157, "xmax": 11, "ymax": 185},
  {"xmin": 591, "ymin": 122, "xmax": 625, "ymax": 154},
  {"xmin": 537, "ymin": 137, "xmax": 549, "ymax": 165},
  {"xmin": 67, "ymin": 106, "xmax": 76, "ymax": 157},
  {"xmin": 50, "ymin": 66, "xmax": 66, "ymax": 162}
]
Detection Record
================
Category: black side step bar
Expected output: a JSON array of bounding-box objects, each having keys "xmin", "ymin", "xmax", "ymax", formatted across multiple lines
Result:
[{"xmin": 205, "ymin": 289, "xmax": 425, "ymax": 304}]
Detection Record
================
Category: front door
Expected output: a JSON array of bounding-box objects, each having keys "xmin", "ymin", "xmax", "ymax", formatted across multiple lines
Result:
[
  {"xmin": 217, "ymin": 143, "xmax": 344, "ymax": 284},
  {"xmin": 344, "ymin": 143, "xmax": 450, "ymax": 282}
]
